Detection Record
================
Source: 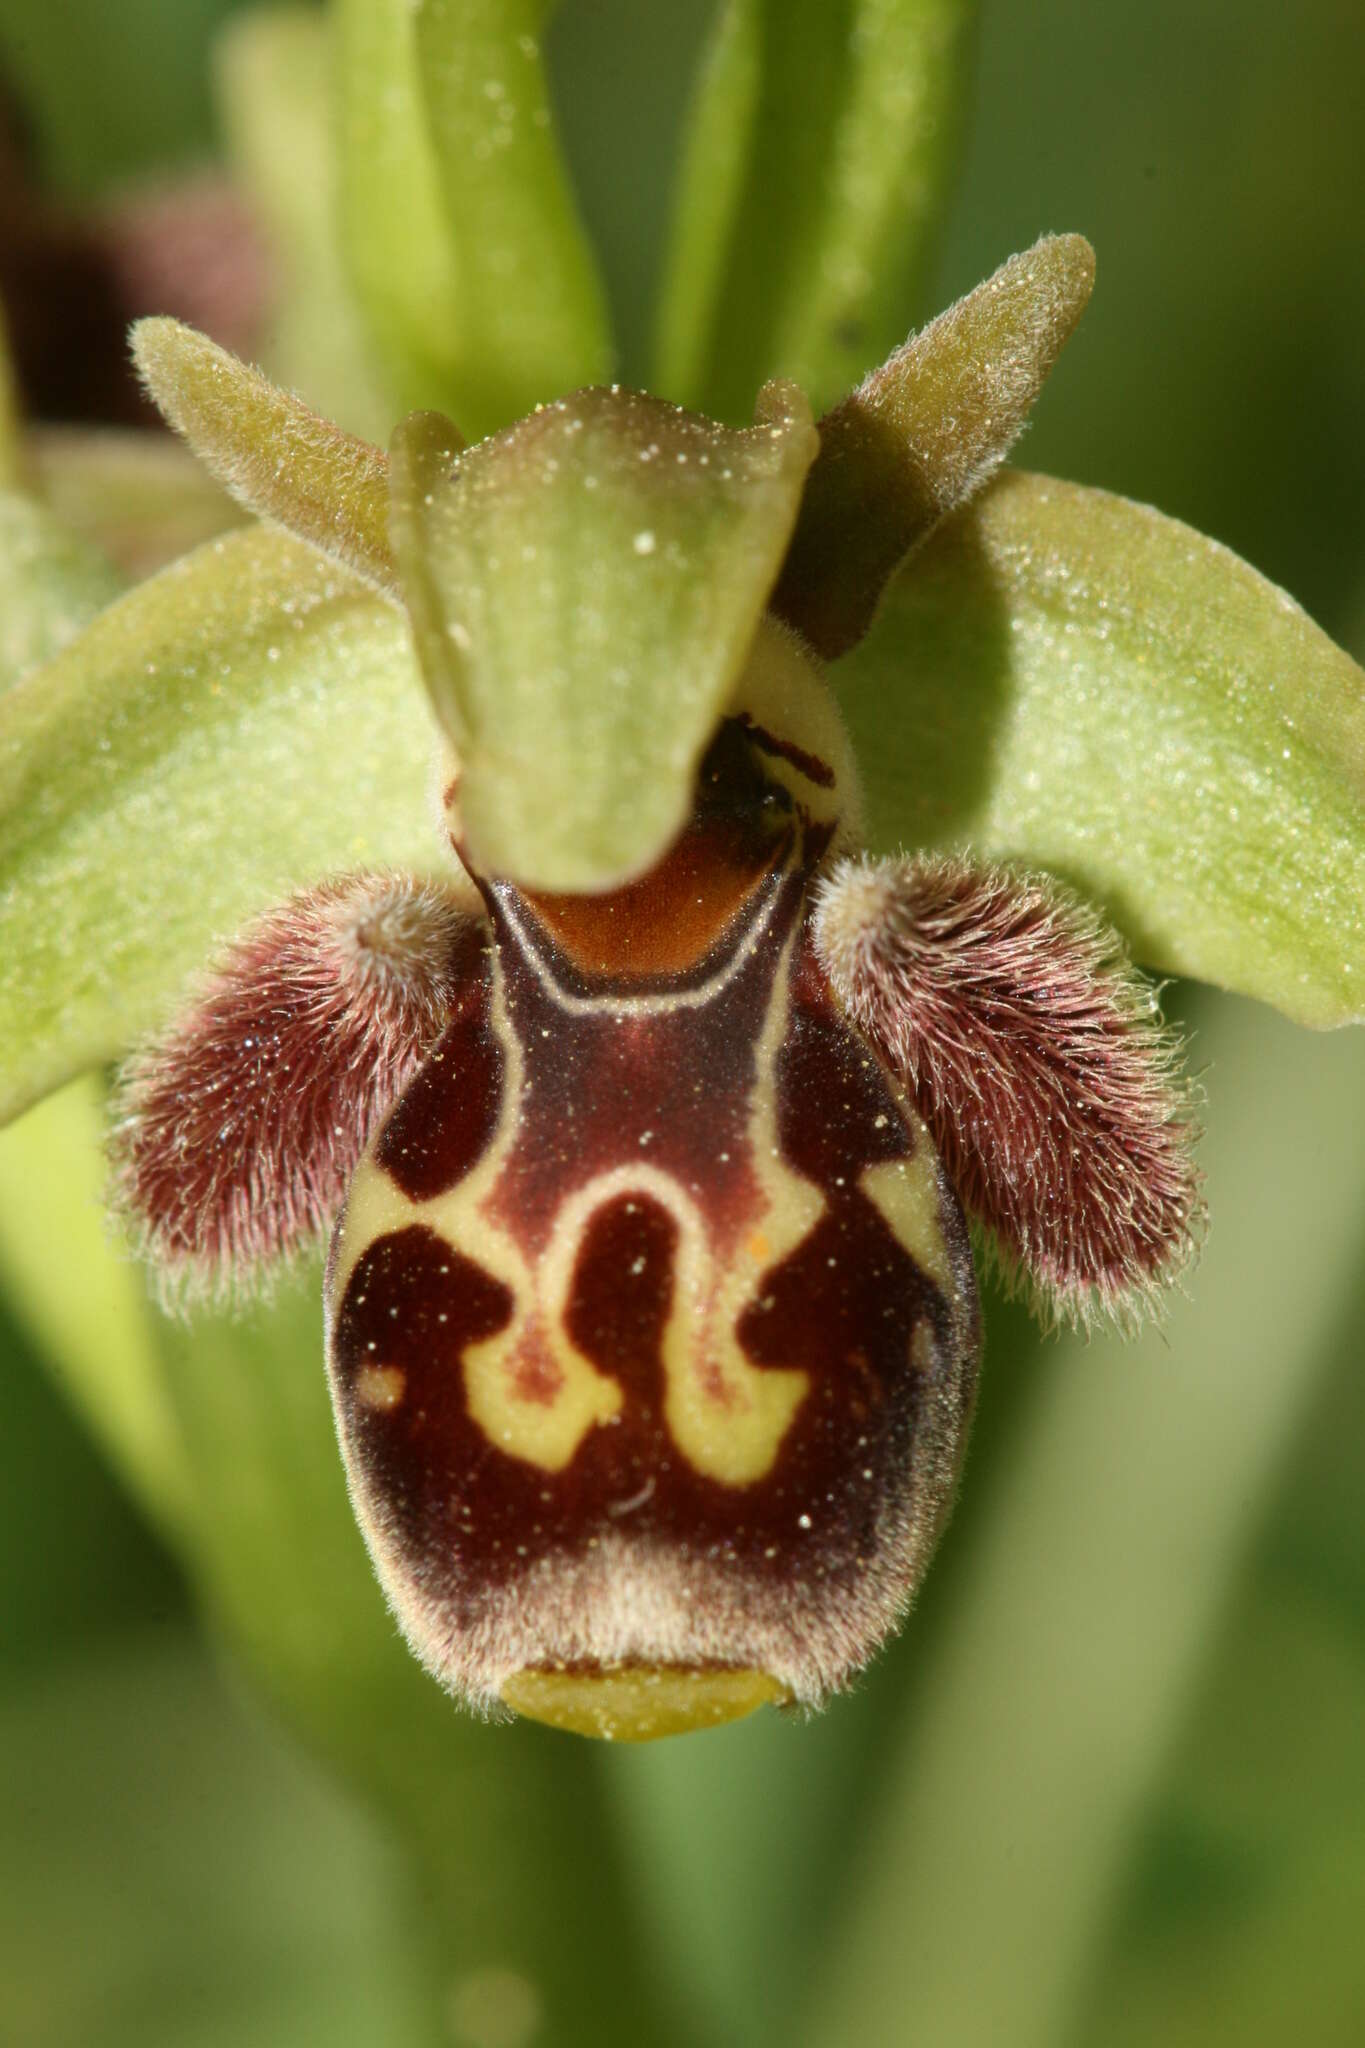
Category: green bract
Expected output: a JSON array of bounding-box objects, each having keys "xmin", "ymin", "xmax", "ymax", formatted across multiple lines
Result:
[{"xmin": 215, "ymin": 7, "xmax": 395, "ymax": 442}]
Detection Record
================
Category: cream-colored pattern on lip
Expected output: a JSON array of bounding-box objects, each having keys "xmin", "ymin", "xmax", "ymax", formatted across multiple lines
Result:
[
  {"xmin": 329, "ymin": 957, "xmax": 624, "ymax": 1474},
  {"xmin": 861, "ymin": 1141, "xmax": 956, "ymax": 1305},
  {"xmin": 328, "ymin": 925, "xmax": 828, "ymax": 1483}
]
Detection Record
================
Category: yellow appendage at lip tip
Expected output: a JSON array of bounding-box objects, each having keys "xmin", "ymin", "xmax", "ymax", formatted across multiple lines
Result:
[{"xmin": 501, "ymin": 1665, "xmax": 789, "ymax": 1742}]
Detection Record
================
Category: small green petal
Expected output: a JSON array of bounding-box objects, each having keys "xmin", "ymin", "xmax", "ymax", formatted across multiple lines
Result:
[
  {"xmin": 774, "ymin": 235, "xmax": 1096, "ymax": 658},
  {"xmin": 0, "ymin": 489, "xmax": 124, "ymax": 691},
  {"xmin": 390, "ymin": 381, "xmax": 818, "ymax": 890},
  {"xmin": 411, "ymin": 0, "xmax": 614, "ymax": 435},
  {"xmin": 131, "ymin": 319, "xmax": 400, "ymax": 595},
  {"xmin": 0, "ymin": 527, "xmax": 441, "ymax": 1125},
  {"xmin": 836, "ymin": 470, "xmax": 1365, "ymax": 1027},
  {"xmin": 655, "ymin": 0, "xmax": 977, "ymax": 422},
  {"xmin": 214, "ymin": 7, "xmax": 395, "ymax": 443},
  {"xmin": 29, "ymin": 427, "xmax": 245, "ymax": 581}
]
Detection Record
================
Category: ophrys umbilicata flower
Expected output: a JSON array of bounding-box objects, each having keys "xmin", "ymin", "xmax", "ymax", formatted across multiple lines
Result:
[
  {"xmin": 38, "ymin": 229, "xmax": 1341, "ymax": 1740},
  {"xmin": 1, "ymin": 10, "xmax": 1361, "ymax": 1751}
]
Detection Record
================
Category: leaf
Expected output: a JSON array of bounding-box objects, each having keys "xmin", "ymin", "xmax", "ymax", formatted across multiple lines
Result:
[
  {"xmin": 131, "ymin": 319, "xmax": 400, "ymax": 595},
  {"xmin": 835, "ymin": 470, "xmax": 1365, "ymax": 1027},
  {"xmin": 390, "ymin": 381, "xmax": 818, "ymax": 890},
  {"xmin": 773, "ymin": 235, "xmax": 1096, "ymax": 658},
  {"xmin": 0, "ymin": 489, "xmax": 124, "ymax": 692},
  {"xmin": 0, "ymin": 525, "xmax": 442, "ymax": 1125},
  {"xmin": 28, "ymin": 426, "xmax": 245, "ymax": 581},
  {"xmin": 213, "ymin": 7, "xmax": 396, "ymax": 443},
  {"xmin": 411, "ymin": 0, "xmax": 614, "ymax": 435},
  {"xmin": 654, "ymin": 0, "xmax": 977, "ymax": 422}
]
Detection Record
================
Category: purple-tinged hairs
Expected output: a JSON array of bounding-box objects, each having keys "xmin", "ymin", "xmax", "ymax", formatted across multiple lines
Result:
[
  {"xmin": 814, "ymin": 852, "xmax": 1203, "ymax": 1327},
  {"xmin": 111, "ymin": 875, "xmax": 481, "ymax": 1302}
]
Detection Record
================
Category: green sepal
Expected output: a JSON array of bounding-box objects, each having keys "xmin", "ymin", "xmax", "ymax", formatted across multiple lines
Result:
[
  {"xmin": 774, "ymin": 235, "xmax": 1096, "ymax": 658},
  {"xmin": 0, "ymin": 489, "xmax": 124, "ymax": 692},
  {"xmin": 29, "ymin": 427, "xmax": 245, "ymax": 581},
  {"xmin": 836, "ymin": 469, "xmax": 1365, "ymax": 1026},
  {"xmin": 131, "ymin": 319, "xmax": 401, "ymax": 594},
  {"xmin": 390, "ymin": 380, "xmax": 818, "ymax": 890},
  {"xmin": 655, "ymin": 0, "xmax": 977, "ymax": 423},
  {"xmin": 0, "ymin": 526, "xmax": 441, "ymax": 1125}
]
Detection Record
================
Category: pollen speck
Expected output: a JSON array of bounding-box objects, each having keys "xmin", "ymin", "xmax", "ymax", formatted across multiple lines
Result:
[{"xmin": 632, "ymin": 529, "xmax": 657, "ymax": 555}]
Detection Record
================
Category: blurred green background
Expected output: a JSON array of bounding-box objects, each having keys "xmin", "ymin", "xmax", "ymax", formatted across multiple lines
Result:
[{"xmin": 1, "ymin": 2, "xmax": 1363, "ymax": 2044}]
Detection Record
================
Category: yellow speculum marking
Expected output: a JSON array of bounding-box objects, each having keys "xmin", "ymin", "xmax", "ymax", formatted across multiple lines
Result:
[{"xmin": 501, "ymin": 1665, "xmax": 788, "ymax": 1742}]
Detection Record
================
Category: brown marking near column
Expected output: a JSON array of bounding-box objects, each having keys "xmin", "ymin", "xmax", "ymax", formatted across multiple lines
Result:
[
  {"xmin": 735, "ymin": 712, "xmax": 836, "ymax": 789},
  {"xmin": 374, "ymin": 938, "xmax": 501, "ymax": 1201}
]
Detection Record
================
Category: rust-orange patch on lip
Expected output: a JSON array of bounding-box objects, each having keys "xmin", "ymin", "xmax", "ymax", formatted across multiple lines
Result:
[{"xmin": 518, "ymin": 721, "xmax": 792, "ymax": 987}]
